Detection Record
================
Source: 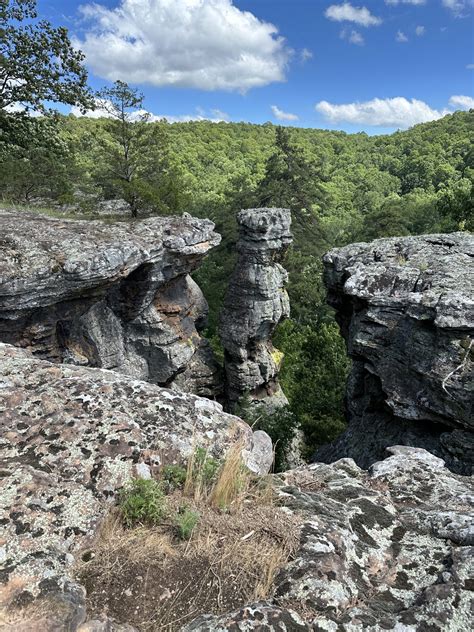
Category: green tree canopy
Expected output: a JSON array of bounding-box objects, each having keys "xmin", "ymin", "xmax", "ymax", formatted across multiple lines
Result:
[{"xmin": 0, "ymin": 0, "xmax": 91, "ymax": 112}]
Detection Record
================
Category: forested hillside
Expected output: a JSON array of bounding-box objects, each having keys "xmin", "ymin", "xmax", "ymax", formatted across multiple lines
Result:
[{"xmin": 1, "ymin": 109, "xmax": 472, "ymax": 461}]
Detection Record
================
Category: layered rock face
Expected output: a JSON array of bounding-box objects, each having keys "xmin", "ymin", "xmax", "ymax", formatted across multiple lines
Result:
[
  {"xmin": 0, "ymin": 210, "xmax": 222, "ymax": 397},
  {"xmin": 316, "ymin": 232, "xmax": 473, "ymax": 474},
  {"xmin": 219, "ymin": 208, "xmax": 292, "ymax": 409},
  {"xmin": 0, "ymin": 343, "xmax": 272, "ymax": 630},
  {"xmin": 186, "ymin": 447, "xmax": 474, "ymax": 631}
]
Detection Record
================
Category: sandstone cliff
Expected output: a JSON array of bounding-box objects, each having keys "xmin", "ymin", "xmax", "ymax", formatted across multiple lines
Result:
[
  {"xmin": 316, "ymin": 232, "xmax": 473, "ymax": 474},
  {"xmin": 0, "ymin": 210, "xmax": 222, "ymax": 397},
  {"xmin": 219, "ymin": 208, "xmax": 292, "ymax": 410}
]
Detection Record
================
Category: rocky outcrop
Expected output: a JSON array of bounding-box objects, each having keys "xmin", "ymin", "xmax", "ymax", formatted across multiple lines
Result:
[
  {"xmin": 0, "ymin": 209, "xmax": 222, "ymax": 398},
  {"xmin": 186, "ymin": 447, "xmax": 474, "ymax": 631},
  {"xmin": 219, "ymin": 208, "xmax": 292, "ymax": 409},
  {"xmin": 316, "ymin": 232, "xmax": 474, "ymax": 475},
  {"xmin": 0, "ymin": 343, "xmax": 272, "ymax": 629}
]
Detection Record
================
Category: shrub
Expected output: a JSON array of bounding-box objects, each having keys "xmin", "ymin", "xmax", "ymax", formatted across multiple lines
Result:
[
  {"xmin": 161, "ymin": 464, "xmax": 187, "ymax": 491},
  {"xmin": 175, "ymin": 506, "xmax": 199, "ymax": 540},
  {"xmin": 119, "ymin": 478, "xmax": 167, "ymax": 527}
]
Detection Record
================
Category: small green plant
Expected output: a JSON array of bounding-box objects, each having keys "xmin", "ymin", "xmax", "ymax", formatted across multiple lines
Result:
[
  {"xmin": 119, "ymin": 478, "xmax": 168, "ymax": 527},
  {"xmin": 175, "ymin": 506, "xmax": 199, "ymax": 540},
  {"xmin": 161, "ymin": 464, "xmax": 187, "ymax": 491},
  {"xmin": 195, "ymin": 447, "xmax": 220, "ymax": 485}
]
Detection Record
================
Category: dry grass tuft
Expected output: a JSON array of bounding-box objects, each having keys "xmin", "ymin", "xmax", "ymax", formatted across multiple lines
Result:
[{"xmin": 76, "ymin": 441, "xmax": 301, "ymax": 631}]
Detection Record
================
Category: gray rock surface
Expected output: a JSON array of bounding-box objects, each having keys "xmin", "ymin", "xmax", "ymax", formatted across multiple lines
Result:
[
  {"xmin": 219, "ymin": 208, "xmax": 292, "ymax": 409},
  {"xmin": 0, "ymin": 209, "xmax": 222, "ymax": 398},
  {"xmin": 0, "ymin": 343, "xmax": 272, "ymax": 630},
  {"xmin": 315, "ymin": 232, "xmax": 474, "ymax": 474},
  {"xmin": 185, "ymin": 447, "xmax": 474, "ymax": 631}
]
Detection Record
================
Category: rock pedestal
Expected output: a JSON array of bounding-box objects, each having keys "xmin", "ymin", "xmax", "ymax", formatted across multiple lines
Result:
[
  {"xmin": 0, "ymin": 209, "xmax": 222, "ymax": 398},
  {"xmin": 316, "ymin": 232, "xmax": 474, "ymax": 474},
  {"xmin": 219, "ymin": 208, "xmax": 292, "ymax": 410}
]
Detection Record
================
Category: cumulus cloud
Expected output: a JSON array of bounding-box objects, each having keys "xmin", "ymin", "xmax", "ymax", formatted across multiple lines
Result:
[
  {"xmin": 442, "ymin": 0, "xmax": 474, "ymax": 16},
  {"xmin": 415, "ymin": 25, "xmax": 426, "ymax": 35},
  {"xmin": 315, "ymin": 97, "xmax": 451, "ymax": 128},
  {"xmin": 449, "ymin": 95, "xmax": 474, "ymax": 108},
  {"xmin": 75, "ymin": 0, "xmax": 291, "ymax": 92},
  {"xmin": 325, "ymin": 3, "xmax": 381, "ymax": 26},
  {"xmin": 300, "ymin": 48, "xmax": 313, "ymax": 63},
  {"xmin": 271, "ymin": 105, "xmax": 299, "ymax": 121},
  {"xmin": 340, "ymin": 28, "xmax": 365, "ymax": 44},
  {"xmin": 396, "ymin": 30, "xmax": 409, "ymax": 42},
  {"xmin": 70, "ymin": 101, "xmax": 230, "ymax": 123}
]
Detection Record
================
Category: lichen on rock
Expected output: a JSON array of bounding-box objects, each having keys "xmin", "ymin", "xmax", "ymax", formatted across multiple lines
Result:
[
  {"xmin": 316, "ymin": 232, "xmax": 474, "ymax": 474},
  {"xmin": 0, "ymin": 209, "xmax": 222, "ymax": 398},
  {"xmin": 0, "ymin": 343, "xmax": 272, "ymax": 628}
]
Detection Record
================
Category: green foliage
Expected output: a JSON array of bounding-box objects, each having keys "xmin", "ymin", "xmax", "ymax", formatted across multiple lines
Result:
[
  {"xmin": 0, "ymin": 112, "xmax": 75, "ymax": 201},
  {"xmin": 274, "ymin": 320, "xmax": 350, "ymax": 458},
  {"xmin": 194, "ymin": 447, "xmax": 220, "ymax": 486},
  {"xmin": 175, "ymin": 506, "xmax": 199, "ymax": 540},
  {"xmin": 91, "ymin": 81, "xmax": 187, "ymax": 217},
  {"xmin": 119, "ymin": 478, "xmax": 168, "ymax": 528},
  {"xmin": 161, "ymin": 464, "xmax": 187, "ymax": 492},
  {"xmin": 235, "ymin": 396, "xmax": 299, "ymax": 472},
  {"xmin": 0, "ymin": 0, "xmax": 91, "ymax": 112}
]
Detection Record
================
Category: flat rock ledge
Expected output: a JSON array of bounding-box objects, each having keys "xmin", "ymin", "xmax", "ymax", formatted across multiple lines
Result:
[
  {"xmin": 316, "ymin": 232, "xmax": 474, "ymax": 474},
  {"xmin": 0, "ymin": 209, "xmax": 222, "ymax": 397},
  {"xmin": 0, "ymin": 343, "xmax": 272, "ymax": 630},
  {"xmin": 186, "ymin": 447, "xmax": 473, "ymax": 631}
]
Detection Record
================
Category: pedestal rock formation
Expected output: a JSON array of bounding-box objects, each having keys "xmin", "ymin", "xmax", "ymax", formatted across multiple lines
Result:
[
  {"xmin": 219, "ymin": 208, "xmax": 292, "ymax": 410},
  {"xmin": 316, "ymin": 232, "xmax": 473, "ymax": 475},
  {"xmin": 0, "ymin": 209, "xmax": 222, "ymax": 398}
]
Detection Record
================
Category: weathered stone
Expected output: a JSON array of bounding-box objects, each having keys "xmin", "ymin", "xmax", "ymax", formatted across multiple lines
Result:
[
  {"xmin": 0, "ymin": 209, "xmax": 222, "ymax": 398},
  {"xmin": 0, "ymin": 343, "xmax": 272, "ymax": 629},
  {"xmin": 315, "ymin": 232, "xmax": 474, "ymax": 474},
  {"xmin": 219, "ymin": 208, "xmax": 292, "ymax": 409},
  {"xmin": 187, "ymin": 447, "xmax": 474, "ymax": 631}
]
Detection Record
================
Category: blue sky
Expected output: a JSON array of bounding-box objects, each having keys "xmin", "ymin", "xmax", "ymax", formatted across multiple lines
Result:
[{"xmin": 38, "ymin": 0, "xmax": 474, "ymax": 133}]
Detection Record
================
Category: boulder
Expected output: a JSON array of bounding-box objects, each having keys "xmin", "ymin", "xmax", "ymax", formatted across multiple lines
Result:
[
  {"xmin": 0, "ymin": 209, "xmax": 222, "ymax": 398},
  {"xmin": 219, "ymin": 208, "xmax": 292, "ymax": 409},
  {"xmin": 316, "ymin": 232, "xmax": 474, "ymax": 474},
  {"xmin": 185, "ymin": 447, "xmax": 474, "ymax": 630},
  {"xmin": 0, "ymin": 343, "xmax": 272, "ymax": 629}
]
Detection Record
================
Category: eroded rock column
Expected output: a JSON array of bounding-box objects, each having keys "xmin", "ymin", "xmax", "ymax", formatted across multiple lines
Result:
[{"xmin": 219, "ymin": 207, "xmax": 292, "ymax": 410}]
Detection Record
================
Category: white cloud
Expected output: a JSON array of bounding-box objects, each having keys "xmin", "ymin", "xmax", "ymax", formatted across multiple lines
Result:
[
  {"xmin": 75, "ymin": 0, "xmax": 291, "ymax": 92},
  {"xmin": 315, "ymin": 97, "xmax": 451, "ymax": 128},
  {"xmin": 449, "ymin": 95, "xmax": 474, "ymax": 109},
  {"xmin": 271, "ymin": 105, "xmax": 299, "ymax": 121},
  {"xmin": 325, "ymin": 3, "xmax": 382, "ymax": 26},
  {"xmin": 385, "ymin": 0, "xmax": 426, "ymax": 5},
  {"xmin": 415, "ymin": 25, "xmax": 426, "ymax": 35},
  {"xmin": 442, "ymin": 0, "xmax": 474, "ymax": 16},
  {"xmin": 396, "ymin": 30, "xmax": 409, "ymax": 42},
  {"xmin": 340, "ymin": 28, "xmax": 365, "ymax": 44},
  {"xmin": 300, "ymin": 48, "xmax": 313, "ymax": 63},
  {"xmin": 3, "ymin": 102, "xmax": 42, "ymax": 117},
  {"xmin": 70, "ymin": 102, "xmax": 230, "ymax": 123},
  {"xmin": 467, "ymin": 63, "xmax": 474, "ymax": 69}
]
